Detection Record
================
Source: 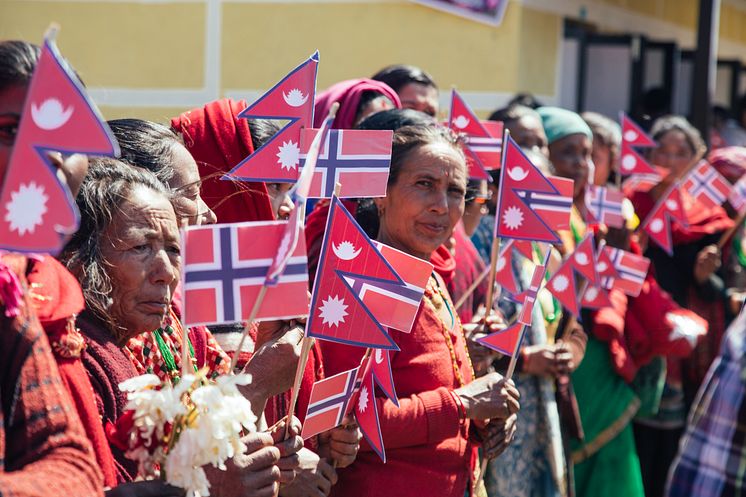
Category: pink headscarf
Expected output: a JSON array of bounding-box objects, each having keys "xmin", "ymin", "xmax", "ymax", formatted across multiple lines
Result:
[{"xmin": 314, "ymin": 78, "xmax": 401, "ymax": 129}]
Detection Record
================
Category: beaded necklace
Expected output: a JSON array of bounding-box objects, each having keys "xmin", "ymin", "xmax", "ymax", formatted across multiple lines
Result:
[
  {"xmin": 152, "ymin": 324, "xmax": 197, "ymax": 384},
  {"xmin": 423, "ymin": 275, "xmax": 475, "ymax": 387}
]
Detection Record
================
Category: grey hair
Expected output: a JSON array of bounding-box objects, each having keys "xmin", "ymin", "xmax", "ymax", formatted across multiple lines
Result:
[{"xmin": 61, "ymin": 157, "xmax": 170, "ymax": 336}]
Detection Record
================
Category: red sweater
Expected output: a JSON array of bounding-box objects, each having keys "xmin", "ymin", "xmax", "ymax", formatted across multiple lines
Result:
[{"xmin": 320, "ymin": 275, "xmax": 477, "ymax": 497}]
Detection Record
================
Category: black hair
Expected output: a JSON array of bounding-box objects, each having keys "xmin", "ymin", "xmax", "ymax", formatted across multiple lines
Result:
[
  {"xmin": 650, "ymin": 115, "xmax": 704, "ymax": 157},
  {"xmin": 581, "ymin": 111, "xmax": 621, "ymax": 149},
  {"xmin": 354, "ymin": 91, "xmax": 395, "ymax": 124},
  {"xmin": 108, "ymin": 118, "xmax": 183, "ymax": 184},
  {"xmin": 355, "ymin": 108, "xmax": 436, "ymax": 131},
  {"xmin": 371, "ymin": 64, "xmax": 437, "ymax": 93},
  {"xmin": 247, "ymin": 118, "xmax": 281, "ymax": 149},
  {"xmin": 488, "ymin": 104, "xmax": 539, "ymax": 125},
  {"xmin": 507, "ymin": 93, "xmax": 542, "ymax": 110},
  {"xmin": 0, "ymin": 40, "xmax": 40, "ymax": 91}
]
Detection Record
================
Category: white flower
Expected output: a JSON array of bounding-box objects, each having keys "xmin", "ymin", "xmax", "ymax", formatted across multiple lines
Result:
[{"xmin": 119, "ymin": 374, "xmax": 161, "ymax": 392}]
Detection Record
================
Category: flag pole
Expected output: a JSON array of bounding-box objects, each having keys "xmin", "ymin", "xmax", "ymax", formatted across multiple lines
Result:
[
  {"xmin": 455, "ymin": 266, "xmax": 490, "ymax": 311},
  {"xmin": 284, "ymin": 181, "xmax": 344, "ymax": 440}
]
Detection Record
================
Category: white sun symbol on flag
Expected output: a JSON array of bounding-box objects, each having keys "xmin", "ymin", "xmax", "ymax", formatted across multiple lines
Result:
[
  {"xmin": 319, "ymin": 295, "xmax": 348, "ymax": 327},
  {"xmin": 358, "ymin": 385, "xmax": 369, "ymax": 413},
  {"xmin": 552, "ymin": 274, "xmax": 569, "ymax": 292},
  {"xmin": 502, "ymin": 206, "xmax": 524, "ymax": 230},
  {"xmin": 4, "ymin": 182, "xmax": 49, "ymax": 236},
  {"xmin": 276, "ymin": 140, "xmax": 300, "ymax": 170},
  {"xmin": 585, "ymin": 287, "xmax": 598, "ymax": 301}
]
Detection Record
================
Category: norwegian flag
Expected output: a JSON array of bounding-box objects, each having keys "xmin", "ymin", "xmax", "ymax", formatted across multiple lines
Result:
[
  {"xmin": 517, "ymin": 263, "xmax": 547, "ymax": 326},
  {"xmin": 370, "ymin": 348, "xmax": 398, "ymax": 406},
  {"xmin": 683, "ymin": 161, "xmax": 732, "ymax": 209},
  {"xmin": 181, "ymin": 221, "xmax": 310, "ymax": 326},
  {"xmin": 0, "ymin": 31, "xmax": 118, "ymax": 254},
  {"xmin": 476, "ymin": 322, "xmax": 524, "ymax": 357},
  {"xmin": 585, "ymin": 185, "xmax": 625, "ymax": 228},
  {"xmin": 307, "ymin": 197, "xmax": 407, "ymax": 350},
  {"xmin": 619, "ymin": 143, "xmax": 658, "ymax": 176},
  {"xmin": 622, "ymin": 172, "xmax": 661, "ymax": 197},
  {"xmin": 299, "ymin": 128, "xmax": 393, "ymax": 198},
  {"xmin": 301, "ymin": 366, "xmax": 359, "ymax": 439},
  {"xmin": 526, "ymin": 176, "xmax": 574, "ymax": 232},
  {"xmin": 354, "ymin": 357, "xmax": 386, "ymax": 462},
  {"xmin": 224, "ymin": 52, "xmax": 319, "ymax": 183},
  {"xmin": 546, "ymin": 260, "xmax": 579, "ymax": 317},
  {"xmin": 495, "ymin": 135, "xmax": 569, "ymax": 243},
  {"xmin": 729, "ymin": 175, "xmax": 746, "ymax": 212},
  {"xmin": 621, "ymin": 113, "xmax": 657, "ymax": 147},
  {"xmin": 641, "ymin": 185, "xmax": 688, "ymax": 256},
  {"xmin": 580, "ymin": 286, "xmax": 613, "ymax": 309},
  {"xmin": 601, "ymin": 246, "xmax": 650, "ymax": 297},
  {"xmin": 447, "ymin": 90, "xmax": 499, "ymax": 179},
  {"xmin": 569, "ymin": 234, "xmax": 599, "ymax": 285}
]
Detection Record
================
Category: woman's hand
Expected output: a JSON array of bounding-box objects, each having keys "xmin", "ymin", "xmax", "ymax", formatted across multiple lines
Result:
[
  {"xmin": 463, "ymin": 309, "xmax": 505, "ymax": 376},
  {"xmin": 105, "ymin": 481, "xmax": 185, "ymax": 497},
  {"xmin": 479, "ymin": 414, "xmax": 518, "ymax": 459},
  {"xmin": 693, "ymin": 244, "xmax": 721, "ymax": 284},
  {"xmin": 242, "ymin": 325, "xmax": 304, "ymax": 407},
  {"xmin": 454, "ymin": 372, "xmax": 520, "ymax": 421},
  {"xmin": 522, "ymin": 343, "xmax": 574, "ymax": 378},
  {"xmin": 269, "ymin": 417, "xmax": 304, "ymax": 484},
  {"xmin": 316, "ymin": 417, "xmax": 362, "ymax": 468},
  {"xmin": 207, "ymin": 431, "xmax": 282, "ymax": 497},
  {"xmin": 279, "ymin": 448, "xmax": 338, "ymax": 497}
]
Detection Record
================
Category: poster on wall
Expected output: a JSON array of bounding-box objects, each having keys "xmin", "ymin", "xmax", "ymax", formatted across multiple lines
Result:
[{"xmin": 410, "ymin": 0, "xmax": 509, "ymax": 26}]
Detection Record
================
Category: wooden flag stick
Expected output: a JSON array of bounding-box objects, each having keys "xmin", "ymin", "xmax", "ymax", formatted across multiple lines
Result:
[
  {"xmin": 454, "ymin": 266, "xmax": 490, "ymax": 311},
  {"xmin": 481, "ymin": 238, "xmax": 502, "ymax": 326}
]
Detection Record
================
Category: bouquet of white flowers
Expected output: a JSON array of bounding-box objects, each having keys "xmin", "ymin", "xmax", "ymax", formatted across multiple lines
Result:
[{"xmin": 107, "ymin": 371, "xmax": 257, "ymax": 497}]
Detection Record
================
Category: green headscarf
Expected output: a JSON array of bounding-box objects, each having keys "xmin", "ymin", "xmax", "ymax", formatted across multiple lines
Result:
[{"xmin": 537, "ymin": 106, "xmax": 593, "ymax": 145}]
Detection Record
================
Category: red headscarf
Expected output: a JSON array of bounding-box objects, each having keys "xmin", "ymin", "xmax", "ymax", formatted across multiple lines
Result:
[
  {"xmin": 171, "ymin": 99, "xmax": 275, "ymax": 223},
  {"xmin": 314, "ymin": 79, "xmax": 401, "ymax": 129}
]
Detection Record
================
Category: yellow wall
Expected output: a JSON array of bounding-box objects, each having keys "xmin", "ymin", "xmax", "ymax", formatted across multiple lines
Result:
[{"xmin": 0, "ymin": 0, "xmax": 743, "ymax": 120}]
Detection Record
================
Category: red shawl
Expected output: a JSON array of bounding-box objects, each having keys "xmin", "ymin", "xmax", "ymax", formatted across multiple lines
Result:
[
  {"xmin": 27, "ymin": 257, "xmax": 118, "ymax": 487},
  {"xmin": 170, "ymin": 98, "xmax": 275, "ymax": 223},
  {"xmin": 447, "ymin": 224, "xmax": 486, "ymax": 323},
  {"xmin": 314, "ymin": 79, "xmax": 401, "ymax": 129}
]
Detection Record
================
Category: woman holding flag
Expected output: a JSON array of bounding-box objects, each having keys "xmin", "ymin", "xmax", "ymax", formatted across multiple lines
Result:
[{"xmin": 319, "ymin": 124, "xmax": 520, "ymax": 497}]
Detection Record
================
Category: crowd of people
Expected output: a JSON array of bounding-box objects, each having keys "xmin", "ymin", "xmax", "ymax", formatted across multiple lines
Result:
[{"xmin": 1, "ymin": 37, "xmax": 745, "ymax": 497}]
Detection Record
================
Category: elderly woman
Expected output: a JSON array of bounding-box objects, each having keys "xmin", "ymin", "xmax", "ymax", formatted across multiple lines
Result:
[
  {"xmin": 61, "ymin": 158, "xmax": 303, "ymax": 496},
  {"xmin": 318, "ymin": 125, "xmax": 520, "ymax": 497}
]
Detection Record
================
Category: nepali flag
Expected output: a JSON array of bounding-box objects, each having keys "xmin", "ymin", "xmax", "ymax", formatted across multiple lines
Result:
[
  {"xmin": 0, "ymin": 29, "xmax": 119, "ymax": 254},
  {"xmin": 181, "ymin": 221, "xmax": 310, "ymax": 326},
  {"xmin": 580, "ymin": 285, "xmax": 613, "ymax": 309},
  {"xmin": 619, "ymin": 113, "xmax": 658, "ymax": 176},
  {"xmin": 299, "ymin": 128, "xmax": 393, "ymax": 198},
  {"xmin": 601, "ymin": 246, "xmax": 650, "ymax": 297},
  {"xmin": 369, "ymin": 241, "xmax": 432, "ymax": 333},
  {"xmin": 622, "ymin": 172, "xmax": 661, "ymax": 197},
  {"xmin": 370, "ymin": 348, "xmax": 398, "ymax": 406},
  {"xmin": 495, "ymin": 241, "xmax": 521, "ymax": 295},
  {"xmin": 224, "ymin": 52, "xmax": 319, "ymax": 183},
  {"xmin": 621, "ymin": 113, "xmax": 656, "ymax": 147},
  {"xmin": 729, "ymin": 175, "xmax": 746, "ymax": 212},
  {"xmin": 683, "ymin": 161, "xmax": 732, "ymax": 209},
  {"xmin": 546, "ymin": 259, "xmax": 580, "ymax": 317},
  {"xmin": 447, "ymin": 90, "xmax": 497, "ymax": 180},
  {"xmin": 619, "ymin": 143, "xmax": 658, "ymax": 176},
  {"xmin": 353, "ymin": 357, "xmax": 386, "ymax": 462},
  {"xmin": 306, "ymin": 197, "xmax": 407, "ymax": 350},
  {"xmin": 476, "ymin": 322, "xmax": 524, "ymax": 357},
  {"xmin": 585, "ymin": 185, "xmax": 625, "ymax": 229},
  {"xmin": 301, "ymin": 366, "xmax": 359, "ymax": 439},
  {"xmin": 569, "ymin": 234, "xmax": 599, "ymax": 285},
  {"xmin": 495, "ymin": 134, "xmax": 569, "ymax": 243},
  {"xmin": 641, "ymin": 185, "xmax": 688, "ymax": 255},
  {"xmin": 595, "ymin": 242, "xmax": 620, "ymax": 281}
]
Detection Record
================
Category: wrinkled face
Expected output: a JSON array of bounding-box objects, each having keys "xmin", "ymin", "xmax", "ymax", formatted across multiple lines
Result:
[
  {"xmin": 100, "ymin": 185, "xmax": 182, "ymax": 341},
  {"xmin": 397, "ymin": 83, "xmax": 439, "ymax": 117},
  {"xmin": 0, "ymin": 84, "xmax": 26, "ymax": 181},
  {"xmin": 375, "ymin": 142, "xmax": 467, "ymax": 260},
  {"xmin": 169, "ymin": 143, "xmax": 216, "ymax": 227},
  {"xmin": 267, "ymin": 182, "xmax": 293, "ymax": 220},
  {"xmin": 548, "ymin": 134, "xmax": 593, "ymax": 200},
  {"xmin": 650, "ymin": 130, "xmax": 693, "ymax": 176},
  {"xmin": 509, "ymin": 115, "xmax": 549, "ymax": 159}
]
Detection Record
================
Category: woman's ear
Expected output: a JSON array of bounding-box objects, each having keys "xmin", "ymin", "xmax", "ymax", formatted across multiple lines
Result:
[{"xmin": 373, "ymin": 197, "xmax": 385, "ymax": 214}]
